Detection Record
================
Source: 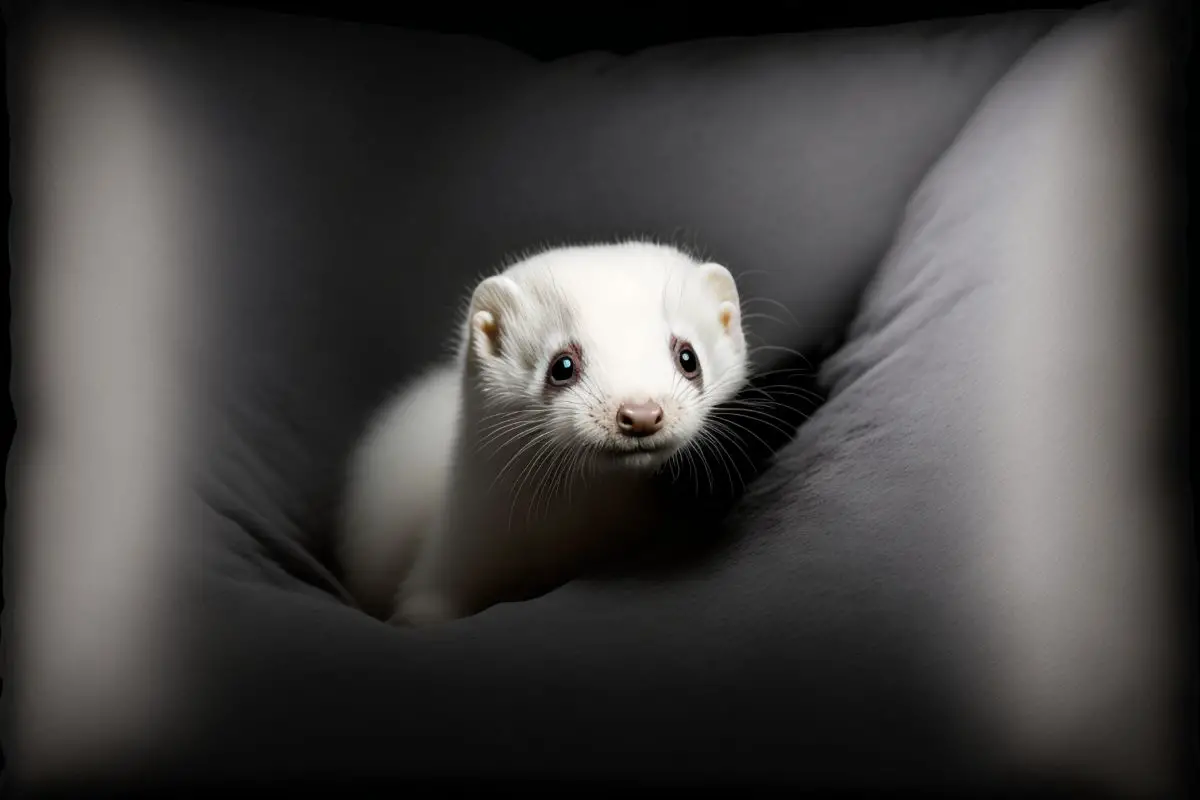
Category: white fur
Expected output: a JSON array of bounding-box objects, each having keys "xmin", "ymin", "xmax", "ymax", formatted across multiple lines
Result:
[{"xmin": 338, "ymin": 241, "xmax": 748, "ymax": 625}]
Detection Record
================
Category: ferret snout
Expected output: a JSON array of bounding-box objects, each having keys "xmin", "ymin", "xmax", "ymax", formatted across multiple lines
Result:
[{"xmin": 616, "ymin": 400, "xmax": 664, "ymax": 438}]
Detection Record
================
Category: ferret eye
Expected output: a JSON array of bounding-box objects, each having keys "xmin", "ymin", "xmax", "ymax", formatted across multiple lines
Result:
[
  {"xmin": 547, "ymin": 353, "xmax": 578, "ymax": 386},
  {"xmin": 674, "ymin": 339, "xmax": 701, "ymax": 379}
]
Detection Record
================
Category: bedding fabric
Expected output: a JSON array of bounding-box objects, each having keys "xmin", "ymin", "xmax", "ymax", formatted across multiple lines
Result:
[{"xmin": 5, "ymin": 0, "xmax": 1183, "ymax": 796}]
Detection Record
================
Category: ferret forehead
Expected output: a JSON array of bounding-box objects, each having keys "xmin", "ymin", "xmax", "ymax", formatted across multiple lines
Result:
[
  {"xmin": 498, "ymin": 242, "xmax": 711, "ymax": 347},
  {"xmin": 514, "ymin": 243, "xmax": 693, "ymax": 293},
  {"xmin": 524, "ymin": 263, "xmax": 676, "ymax": 331}
]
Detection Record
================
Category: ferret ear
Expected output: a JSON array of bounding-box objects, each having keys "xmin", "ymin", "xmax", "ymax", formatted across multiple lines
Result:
[
  {"xmin": 467, "ymin": 275, "xmax": 523, "ymax": 360},
  {"xmin": 697, "ymin": 262, "xmax": 743, "ymax": 340}
]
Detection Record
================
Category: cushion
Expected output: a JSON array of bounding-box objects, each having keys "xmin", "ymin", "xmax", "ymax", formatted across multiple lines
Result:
[{"xmin": 7, "ymin": 0, "xmax": 1180, "ymax": 796}]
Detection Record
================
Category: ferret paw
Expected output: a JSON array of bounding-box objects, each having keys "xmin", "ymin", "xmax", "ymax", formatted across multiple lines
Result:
[{"xmin": 390, "ymin": 593, "xmax": 459, "ymax": 628}]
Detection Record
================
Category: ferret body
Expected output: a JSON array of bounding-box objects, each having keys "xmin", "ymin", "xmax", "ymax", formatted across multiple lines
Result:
[{"xmin": 337, "ymin": 241, "xmax": 748, "ymax": 626}]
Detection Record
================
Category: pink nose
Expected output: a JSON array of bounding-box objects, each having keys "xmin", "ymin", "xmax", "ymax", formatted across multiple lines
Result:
[{"xmin": 616, "ymin": 401, "xmax": 664, "ymax": 437}]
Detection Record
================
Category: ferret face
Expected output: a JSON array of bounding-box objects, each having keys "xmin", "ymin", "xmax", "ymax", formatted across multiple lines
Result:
[{"xmin": 465, "ymin": 243, "xmax": 748, "ymax": 473}]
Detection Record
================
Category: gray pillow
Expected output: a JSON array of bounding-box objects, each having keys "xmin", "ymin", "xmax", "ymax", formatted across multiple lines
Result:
[
  {"xmin": 178, "ymin": 3, "xmax": 1063, "ymax": 593},
  {"xmin": 175, "ymin": 3, "xmax": 1058, "ymax": 791},
  {"xmin": 12, "ymin": 0, "xmax": 1178, "ymax": 796}
]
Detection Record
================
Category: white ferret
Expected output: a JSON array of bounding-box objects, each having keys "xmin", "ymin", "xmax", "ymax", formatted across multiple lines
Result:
[{"xmin": 337, "ymin": 241, "xmax": 749, "ymax": 626}]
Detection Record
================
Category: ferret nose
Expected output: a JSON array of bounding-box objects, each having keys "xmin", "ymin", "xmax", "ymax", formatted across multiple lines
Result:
[{"xmin": 616, "ymin": 400, "xmax": 664, "ymax": 437}]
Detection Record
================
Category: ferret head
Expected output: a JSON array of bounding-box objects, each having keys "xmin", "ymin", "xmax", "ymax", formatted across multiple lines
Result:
[{"xmin": 462, "ymin": 242, "xmax": 748, "ymax": 472}]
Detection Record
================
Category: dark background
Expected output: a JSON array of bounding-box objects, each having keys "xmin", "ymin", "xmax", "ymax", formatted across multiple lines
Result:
[{"xmin": 200, "ymin": 0, "xmax": 1104, "ymax": 58}]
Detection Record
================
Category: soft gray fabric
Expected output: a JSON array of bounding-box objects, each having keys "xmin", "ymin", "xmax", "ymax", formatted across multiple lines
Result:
[
  {"xmin": 8, "ymin": 0, "xmax": 1179, "ymax": 796},
  {"xmin": 177, "ymin": 3, "xmax": 1062, "ymax": 589},
  {"xmin": 176, "ymin": 3, "xmax": 1060, "ymax": 790}
]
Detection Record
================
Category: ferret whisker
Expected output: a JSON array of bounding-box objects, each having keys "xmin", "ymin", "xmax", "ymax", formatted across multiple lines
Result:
[
  {"xmin": 744, "ymin": 367, "xmax": 821, "ymax": 386},
  {"xmin": 744, "ymin": 386, "xmax": 825, "ymax": 404},
  {"xmin": 728, "ymin": 391, "xmax": 820, "ymax": 416},
  {"xmin": 477, "ymin": 408, "xmax": 534, "ymax": 425},
  {"xmin": 692, "ymin": 433, "xmax": 717, "ymax": 495},
  {"xmin": 746, "ymin": 343, "xmax": 814, "ymax": 368},
  {"xmin": 541, "ymin": 444, "xmax": 575, "ymax": 520},
  {"xmin": 476, "ymin": 411, "xmax": 534, "ymax": 434},
  {"xmin": 707, "ymin": 418, "xmax": 754, "ymax": 465},
  {"xmin": 478, "ymin": 430, "xmax": 539, "ymax": 461},
  {"xmin": 512, "ymin": 438, "xmax": 559, "ymax": 530},
  {"xmin": 740, "ymin": 312, "xmax": 794, "ymax": 328},
  {"xmin": 558, "ymin": 447, "xmax": 583, "ymax": 510},
  {"xmin": 675, "ymin": 440, "xmax": 702, "ymax": 497},
  {"xmin": 476, "ymin": 422, "xmax": 540, "ymax": 456},
  {"xmin": 696, "ymin": 428, "xmax": 738, "ymax": 497},
  {"xmin": 716, "ymin": 407, "xmax": 803, "ymax": 437},
  {"xmin": 533, "ymin": 441, "xmax": 564, "ymax": 517},
  {"xmin": 708, "ymin": 413, "xmax": 775, "ymax": 452},
  {"xmin": 732, "ymin": 384, "xmax": 801, "ymax": 406},
  {"xmin": 493, "ymin": 428, "xmax": 559, "ymax": 491},
  {"xmin": 476, "ymin": 418, "xmax": 539, "ymax": 453},
  {"xmin": 737, "ymin": 295, "xmax": 804, "ymax": 331}
]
